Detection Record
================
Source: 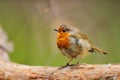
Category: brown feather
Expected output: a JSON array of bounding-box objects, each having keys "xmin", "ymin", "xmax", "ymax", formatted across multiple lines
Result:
[{"xmin": 91, "ymin": 46, "xmax": 108, "ymax": 54}]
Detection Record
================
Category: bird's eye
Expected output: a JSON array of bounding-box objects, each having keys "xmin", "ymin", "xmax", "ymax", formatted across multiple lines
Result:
[{"xmin": 63, "ymin": 30, "xmax": 66, "ymax": 32}]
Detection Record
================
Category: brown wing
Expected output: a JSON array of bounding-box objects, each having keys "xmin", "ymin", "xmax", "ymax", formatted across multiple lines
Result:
[
  {"xmin": 78, "ymin": 31, "xmax": 94, "ymax": 45},
  {"xmin": 70, "ymin": 26, "xmax": 93, "ymax": 45},
  {"xmin": 70, "ymin": 26, "xmax": 108, "ymax": 54}
]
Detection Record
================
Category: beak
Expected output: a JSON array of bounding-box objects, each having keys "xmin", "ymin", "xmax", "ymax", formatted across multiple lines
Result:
[{"xmin": 54, "ymin": 29, "xmax": 58, "ymax": 32}]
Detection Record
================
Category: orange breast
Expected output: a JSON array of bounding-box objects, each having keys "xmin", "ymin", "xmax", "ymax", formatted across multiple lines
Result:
[{"xmin": 57, "ymin": 32, "xmax": 70, "ymax": 49}]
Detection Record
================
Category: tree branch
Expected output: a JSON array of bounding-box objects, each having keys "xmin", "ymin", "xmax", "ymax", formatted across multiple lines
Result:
[{"xmin": 0, "ymin": 25, "xmax": 120, "ymax": 80}]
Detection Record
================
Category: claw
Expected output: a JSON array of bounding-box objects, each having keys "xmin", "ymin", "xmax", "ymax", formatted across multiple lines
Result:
[{"xmin": 59, "ymin": 63, "xmax": 74, "ymax": 69}]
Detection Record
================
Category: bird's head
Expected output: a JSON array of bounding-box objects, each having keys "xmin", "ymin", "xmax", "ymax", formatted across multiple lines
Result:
[{"xmin": 54, "ymin": 24, "xmax": 71, "ymax": 33}]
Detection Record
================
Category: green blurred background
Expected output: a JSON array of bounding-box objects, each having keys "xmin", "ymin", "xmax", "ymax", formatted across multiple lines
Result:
[{"xmin": 0, "ymin": 1, "xmax": 119, "ymax": 66}]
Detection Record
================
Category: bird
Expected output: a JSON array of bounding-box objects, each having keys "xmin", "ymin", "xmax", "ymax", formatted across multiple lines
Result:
[{"xmin": 54, "ymin": 24, "xmax": 108, "ymax": 66}]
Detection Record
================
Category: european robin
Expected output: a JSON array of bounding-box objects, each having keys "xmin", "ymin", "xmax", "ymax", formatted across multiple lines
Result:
[{"xmin": 54, "ymin": 24, "xmax": 108, "ymax": 66}]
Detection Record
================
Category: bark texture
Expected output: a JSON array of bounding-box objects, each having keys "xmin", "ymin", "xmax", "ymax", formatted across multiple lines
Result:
[
  {"xmin": 0, "ymin": 61, "xmax": 120, "ymax": 80},
  {"xmin": 0, "ymin": 26, "xmax": 120, "ymax": 80}
]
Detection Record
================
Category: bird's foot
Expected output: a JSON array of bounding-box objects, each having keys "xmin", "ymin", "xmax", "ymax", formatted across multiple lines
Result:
[
  {"xmin": 59, "ymin": 63, "xmax": 74, "ymax": 69},
  {"xmin": 70, "ymin": 62, "xmax": 81, "ymax": 69}
]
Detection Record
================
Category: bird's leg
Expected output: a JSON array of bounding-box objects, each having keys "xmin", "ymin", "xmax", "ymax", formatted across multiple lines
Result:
[
  {"xmin": 65, "ymin": 58, "xmax": 74, "ymax": 66},
  {"xmin": 59, "ymin": 58, "xmax": 73, "ymax": 69},
  {"xmin": 50, "ymin": 59, "xmax": 73, "ymax": 75},
  {"xmin": 69, "ymin": 58, "xmax": 81, "ymax": 69}
]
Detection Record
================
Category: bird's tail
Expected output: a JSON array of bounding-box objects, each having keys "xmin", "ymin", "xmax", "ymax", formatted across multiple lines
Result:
[{"xmin": 91, "ymin": 46, "xmax": 108, "ymax": 54}]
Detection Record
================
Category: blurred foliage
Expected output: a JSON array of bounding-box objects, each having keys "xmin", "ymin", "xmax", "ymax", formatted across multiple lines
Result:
[{"xmin": 0, "ymin": 0, "xmax": 119, "ymax": 66}]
